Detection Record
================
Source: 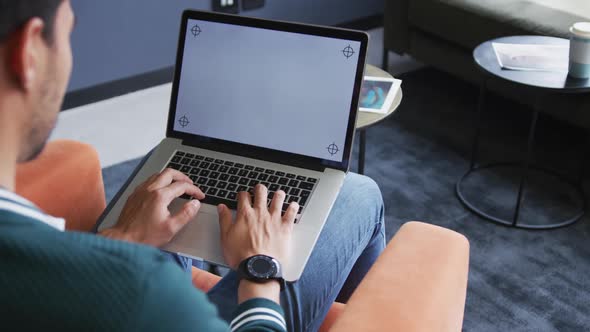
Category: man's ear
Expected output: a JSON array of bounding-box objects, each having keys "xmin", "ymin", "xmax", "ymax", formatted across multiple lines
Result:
[{"xmin": 6, "ymin": 18, "xmax": 46, "ymax": 91}]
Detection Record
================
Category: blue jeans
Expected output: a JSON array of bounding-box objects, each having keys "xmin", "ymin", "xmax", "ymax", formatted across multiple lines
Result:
[{"xmin": 174, "ymin": 173, "xmax": 385, "ymax": 332}]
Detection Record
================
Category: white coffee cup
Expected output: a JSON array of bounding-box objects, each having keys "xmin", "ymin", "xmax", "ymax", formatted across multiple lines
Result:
[{"xmin": 569, "ymin": 22, "xmax": 590, "ymax": 79}]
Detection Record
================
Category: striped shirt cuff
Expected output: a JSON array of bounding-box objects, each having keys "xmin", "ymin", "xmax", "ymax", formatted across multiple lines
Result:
[{"xmin": 230, "ymin": 298, "xmax": 287, "ymax": 332}]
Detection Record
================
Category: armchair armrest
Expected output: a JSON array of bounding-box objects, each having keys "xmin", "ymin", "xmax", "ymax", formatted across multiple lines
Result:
[
  {"xmin": 16, "ymin": 140, "xmax": 106, "ymax": 232},
  {"xmin": 330, "ymin": 222, "xmax": 470, "ymax": 332}
]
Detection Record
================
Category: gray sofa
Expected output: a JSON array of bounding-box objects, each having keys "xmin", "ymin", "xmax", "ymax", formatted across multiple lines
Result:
[{"xmin": 384, "ymin": 0, "xmax": 590, "ymax": 127}]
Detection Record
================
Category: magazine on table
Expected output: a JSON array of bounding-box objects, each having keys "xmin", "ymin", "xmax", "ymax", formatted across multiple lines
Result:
[
  {"xmin": 492, "ymin": 43, "xmax": 569, "ymax": 72},
  {"xmin": 359, "ymin": 76, "xmax": 402, "ymax": 114}
]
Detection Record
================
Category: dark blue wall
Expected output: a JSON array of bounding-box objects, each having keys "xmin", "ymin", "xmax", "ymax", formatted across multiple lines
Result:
[{"xmin": 68, "ymin": 0, "xmax": 383, "ymax": 92}]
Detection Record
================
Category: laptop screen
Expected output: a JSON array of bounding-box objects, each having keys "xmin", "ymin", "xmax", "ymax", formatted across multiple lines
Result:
[{"xmin": 173, "ymin": 18, "xmax": 362, "ymax": 163}]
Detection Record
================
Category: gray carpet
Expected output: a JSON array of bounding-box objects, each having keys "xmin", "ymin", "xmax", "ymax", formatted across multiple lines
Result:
[{"xmin": 102, "ymin": 68, "xmax": 590, "ymax": 331}]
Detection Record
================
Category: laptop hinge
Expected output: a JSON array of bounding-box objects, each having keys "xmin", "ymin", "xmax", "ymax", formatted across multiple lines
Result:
[{"xmin": 182, "ymin": 139, "xmax": 327, "ymax": 172}]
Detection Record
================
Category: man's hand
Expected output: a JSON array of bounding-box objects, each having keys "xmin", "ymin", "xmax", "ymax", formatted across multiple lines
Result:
[
  {"xmin": 218, "ymin": 185, "xmax": 298, "ymax": 304},
  {"xmin": 218, "ymin": 184, "xmax": 298, "ymax": 270},
  {"xmin": 100, "ymin": 168, "xmax": 205, "ymax": 247}
]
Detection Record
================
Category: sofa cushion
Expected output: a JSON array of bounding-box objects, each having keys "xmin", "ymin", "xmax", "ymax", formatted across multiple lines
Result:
[{"xmin": 408, "ymin": 0, "xmax": 590, "ymax": 50}]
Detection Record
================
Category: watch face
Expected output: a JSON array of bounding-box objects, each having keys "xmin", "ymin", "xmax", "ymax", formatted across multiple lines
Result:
[{"xmin": 247, "ymin": 256, "xmax": 277, "ymax": 278}]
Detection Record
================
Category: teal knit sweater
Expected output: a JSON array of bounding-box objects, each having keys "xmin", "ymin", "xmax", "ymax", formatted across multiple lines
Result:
[{"xmin": 0, "ymin": 192, "xmax": 286, "ymax": 331}]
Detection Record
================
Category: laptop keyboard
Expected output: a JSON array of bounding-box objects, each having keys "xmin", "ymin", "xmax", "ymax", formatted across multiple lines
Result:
[{"xmin": 166, "ymin": 150, "xmax": 318, "ymax": 221}]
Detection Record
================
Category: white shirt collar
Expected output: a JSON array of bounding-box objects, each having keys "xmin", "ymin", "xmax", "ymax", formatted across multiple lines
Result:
[{"xmin": 0, "ymin": 188, "xmax": 65, "ymax": 231}]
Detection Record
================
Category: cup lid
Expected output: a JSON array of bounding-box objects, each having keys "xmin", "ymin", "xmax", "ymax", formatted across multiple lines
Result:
[{"xmin": 572, "ymin": 22, "xmax": 590, "ymax": 38}]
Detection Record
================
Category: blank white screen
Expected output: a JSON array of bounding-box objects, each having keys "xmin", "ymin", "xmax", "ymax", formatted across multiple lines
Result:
[{"xmin": 174, "ymin": 19, "xmax": 361, "ymax": 162}]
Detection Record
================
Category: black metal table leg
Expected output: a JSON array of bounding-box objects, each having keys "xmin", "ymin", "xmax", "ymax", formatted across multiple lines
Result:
[
  {"xmin": 455, "ymin": 86, "xmax": 585, "ymax": 230},
  {"xmin": 512, "ymin": 110, "xmax": 539, "ymax": 226},
  {"xmin": 382, "ymin": 49, "xmax": 389, "ymax": 71},
  {"xmin": 578, "ymin": 131, "xmax": 589, "ymax": 183},
  {"xmin": 470, "ymin": 80, "xmax": 487, "ymax": 170},
  {"xmin": 358, "ymin": 130, "xmax": 367, "ymax": 175}
]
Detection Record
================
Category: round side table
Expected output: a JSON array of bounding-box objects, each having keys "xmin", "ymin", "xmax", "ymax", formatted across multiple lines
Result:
[
  {"xmin": 456, "ymin": 36, "xmax": 590, "ymax": 230},
  {"xmin": 356, "ymin": 64, "xmax": 403, "ymax": 174}
]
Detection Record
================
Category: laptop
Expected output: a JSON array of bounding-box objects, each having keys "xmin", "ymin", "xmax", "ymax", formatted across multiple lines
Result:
[{"xmin": 98, "ymin": 10, "xmax": 368, "ymax": 281}]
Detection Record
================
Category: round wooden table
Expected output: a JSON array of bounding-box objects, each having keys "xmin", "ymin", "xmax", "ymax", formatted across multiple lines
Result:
[{"xmin": 356, "ymin": 64, "xmax": 403, "ymax": 174}]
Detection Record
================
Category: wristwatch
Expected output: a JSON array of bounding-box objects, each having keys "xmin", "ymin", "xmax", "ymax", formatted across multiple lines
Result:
[{"xmin": 237, "ymin": 255, "xmax": 284, "ymax": 285}]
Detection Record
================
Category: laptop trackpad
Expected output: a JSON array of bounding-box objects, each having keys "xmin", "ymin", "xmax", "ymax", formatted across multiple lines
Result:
[{"xmin": 163, "ymin": 199, "xmax": 230, "ymax": 265}]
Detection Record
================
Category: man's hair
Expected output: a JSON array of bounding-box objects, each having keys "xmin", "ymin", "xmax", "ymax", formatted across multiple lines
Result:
[{"xmin": 0, "ymin": 0, "xmax": 64, "ymax": 44}]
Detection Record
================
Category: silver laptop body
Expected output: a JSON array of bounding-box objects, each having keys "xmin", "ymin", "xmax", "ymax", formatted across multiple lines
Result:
[{"xmin": 98, "ymin": 10, "xmax": 368, "ymax": 281}]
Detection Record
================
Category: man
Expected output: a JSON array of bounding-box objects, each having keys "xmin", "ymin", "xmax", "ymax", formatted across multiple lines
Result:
[{"xmin": 0, "ymin": 1, "xmax": 385, "ymax": 331}]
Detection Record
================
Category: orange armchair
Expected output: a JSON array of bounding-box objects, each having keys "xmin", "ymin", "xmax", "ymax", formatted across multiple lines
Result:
[
  {"xmin": 16, "ymin": 140, "xmax": 470, "ymax": 331},
  {"xmin": 16, "ymin": 140, "xmax": 106, "ymax": 232}
]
